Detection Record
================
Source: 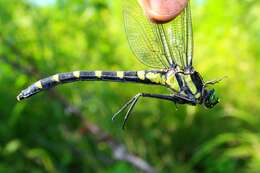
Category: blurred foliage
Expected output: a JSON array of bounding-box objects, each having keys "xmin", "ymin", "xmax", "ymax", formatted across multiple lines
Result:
[{"xmin": 0, "ymin": 0, "xmax": 260, "ymax": 172}]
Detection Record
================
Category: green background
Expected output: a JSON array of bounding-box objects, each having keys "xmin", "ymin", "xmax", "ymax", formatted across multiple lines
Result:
[{"xmin": 0, "ymin": 0, "xmax": 259, "ymax": 172}]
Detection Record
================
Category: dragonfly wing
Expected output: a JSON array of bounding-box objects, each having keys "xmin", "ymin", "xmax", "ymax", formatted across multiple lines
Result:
[
  {"xmin": 124, "ymin": 0, "xmax": 193, "ymax": 70},
  {"xmin": 124, "ymin": 0, "xmax": 170, "ymax": 69},
  {"xmin": 164, "ymin": 1, "xmax": 193, "ymax": 69}
]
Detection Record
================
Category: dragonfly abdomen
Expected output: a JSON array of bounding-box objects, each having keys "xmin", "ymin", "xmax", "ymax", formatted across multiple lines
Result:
[{"xmin": 17, "ymin": 70, "xmax": 167, "ymax": 101}]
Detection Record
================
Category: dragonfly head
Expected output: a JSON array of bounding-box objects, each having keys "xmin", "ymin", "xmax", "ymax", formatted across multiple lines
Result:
[{"xmin": 203, "ymin": 89, "xmax": 219, "ymax": 108}]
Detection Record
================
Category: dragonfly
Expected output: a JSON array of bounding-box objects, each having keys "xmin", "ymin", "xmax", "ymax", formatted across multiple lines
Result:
[{"xmin": 17, "ymin": 0, "xmax": 220, "ymax": 129}]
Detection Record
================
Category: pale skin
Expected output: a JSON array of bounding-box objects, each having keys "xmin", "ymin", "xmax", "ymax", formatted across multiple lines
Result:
[{"xmin": 138, "ymin": 0, "xmax": 188, "ymax": 23}]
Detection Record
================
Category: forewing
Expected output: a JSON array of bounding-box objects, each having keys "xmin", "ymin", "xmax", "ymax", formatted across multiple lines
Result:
[
  {"xmin": 123, "ymin": 0, "xmax": 170, "ymax": 69},
  {"xmin": 124, "ymin": 0, "xmax": 193, "ymax": 69}
]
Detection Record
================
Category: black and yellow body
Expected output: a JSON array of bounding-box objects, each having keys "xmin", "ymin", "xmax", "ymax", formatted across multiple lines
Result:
[
  {"xmin": 16, "ymin": 0, "xmax": 221, "ymax": 129},
  {"xmin": 16, "ymin": 67, "xmax": 219, "ymax": 128},
  {"xmin": 17, "ymin": 69, "xmax": 182, "ymax": 101}
]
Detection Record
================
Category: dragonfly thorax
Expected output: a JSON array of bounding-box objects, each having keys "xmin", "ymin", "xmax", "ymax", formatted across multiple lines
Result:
[{"xmin": 165, "ymin": 69, "xmax": 178, "ymax": 90}]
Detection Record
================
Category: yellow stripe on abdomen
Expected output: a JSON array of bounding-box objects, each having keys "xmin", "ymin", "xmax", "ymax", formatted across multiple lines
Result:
[
  {"xmin": 145, "ymin": 72, "xmax": 165, "ymax": 84},
  {"xmin": 137, "ymin": 71, "xmax": 145, "ymax": 80},
  {"xmin": 73, "ymin": 71, "xmax": 80, "ymax": 78},
  {"xmin": 35, "ymin": 81, "xmax": 43, "ymax": 89},
  {"xmin": 52, "ymin": 74, "xmax": 60, "ymax": 82},
  {"xmin": 95, "ymin": 71, "xmax": 102, "ymax": 78},
  {"xmin": 117, "ymin": 71, "xmax": 124, "ymax": 79}
]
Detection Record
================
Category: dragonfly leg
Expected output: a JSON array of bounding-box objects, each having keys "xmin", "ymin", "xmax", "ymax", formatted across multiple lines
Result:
[
  {"xmin": 200, "ymin": 76, "xmax": 227, "ymax": 98},
  {"xmin": 204, "ymin": 76, "xmax": 227, "ymax": 86},
  {"xmin": 112, "ymin": 93, "xmax": 143, "ymax": 129},
  {"xmin": 122, "ymin": 93, "xmax": 142, "ymax": 129},
  {"xmin": 112, "ymin": 93, "xmax": 196, "ymax": 129},
  {"xmin": 112, "ymin": 94, "xmax": 139, "ymax": 121}
]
